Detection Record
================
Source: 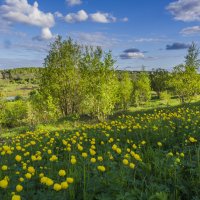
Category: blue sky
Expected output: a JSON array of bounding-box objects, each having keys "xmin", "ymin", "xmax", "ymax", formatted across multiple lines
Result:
[{"xmin": 0, "ymin": 0, "xmax": 200, "ymax": 70}]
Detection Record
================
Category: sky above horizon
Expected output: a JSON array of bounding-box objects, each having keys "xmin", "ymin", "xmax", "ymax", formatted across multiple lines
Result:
[{"xmin": 0, "ymin": 0, "xmax": 200, "ymax": 70}]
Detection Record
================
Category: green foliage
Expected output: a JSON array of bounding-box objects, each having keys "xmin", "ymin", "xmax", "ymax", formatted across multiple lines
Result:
[
  {"xmin": 160, "ymin": 91, "xmax": 171, "ymax": 105},
  {"xmin": 132, "ymin": 72, "xmax": 151, "ymax": 106},
  {"xmin": 150, "ymin": 68, "xmax": 170, "ymax": 98},
  {"xmin": 38, "ymin": 37, "xmax": 119, "ymax": 121},
  {"xmin": 0, "ymin": 100, "xmax": 28, "ymax": 128},
  {"xmin": 117, "ymin": 72, "xmax": 133, "ymax": 110}
]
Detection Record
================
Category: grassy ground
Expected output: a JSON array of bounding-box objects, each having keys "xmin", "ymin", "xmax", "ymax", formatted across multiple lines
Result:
[
  {"xmin": 0, "ymin": 100, "xmax": 199, "ymax": 200},
  {"xmin": 0, "ymin": 79, "xmax": 37, "ymax": 98}
]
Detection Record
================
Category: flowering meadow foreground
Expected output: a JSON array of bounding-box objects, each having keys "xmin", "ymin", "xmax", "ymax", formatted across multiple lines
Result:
[{"xmin": 0, "ymin": 104, "xmax": 200, "ymax": 200}]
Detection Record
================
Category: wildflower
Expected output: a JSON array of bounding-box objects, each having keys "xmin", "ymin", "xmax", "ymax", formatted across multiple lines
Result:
[
  {"xmin": 53, "ymin": 183, "xmax": 62, "ymax": 191},
  {"xmin": 90, "ymin": 158, "xmax": 96, "ymax": 163},
  {"xmin": 12, "ymin": 195, "xmax": 21, "ymax": 200},
  {"xmin": 0, "ymin": 179, "xmax": 8, "ymax": 189},
  {"xmin": 66, "ymin": 177, "xmax": 74, "ymax": 184},
  {"xmin": 122, "ymin": 159, "xmax": 129, "ymax": 165},
  {"xmin": 1, "ymin": 165, "xmax": 8, "ymax": 171},
  {"xmin": 16, "ymin": 184, "xmax": 23, "ymax": 192},
  {"xmin": 61, "ymin": 181, "xmax": 68, "ymax": 189},
  {"xmin": 59, "ymin": 170, "xmax": 66, "ymax": 177},
  {"xmin": 189, "ymin": 137, "xmax": 197, "ymax": 143},
  {"xmin": 97, "ymin": 166, "xmax": 106, "ymax": 172},
  {"xmin": 157, "ymin": 142, "xmax": 162, "ymax": 147},
  {"xmin": 15, "ymin": 155, "xmax": 22, "ymax": 162},
  {"xmin": 129, "ymin": 163, "xmax": 135, "ymax": 169},
  {"xmin": 71, "ymin": 158, "xmax": 77, "ymax": 164},
  {"xmin": 27, "ymin": 166, "xmax": 35, "ymax": 174},
  {"xmin": 25, "ymin": 173, "xmax": 32, "ymax": 179},
  {"xmin": 82, "ymin": 152, "xmax": 88, "ymax": 158}
]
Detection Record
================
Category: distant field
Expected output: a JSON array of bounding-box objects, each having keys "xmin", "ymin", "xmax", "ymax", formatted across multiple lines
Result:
[{"xmin": 0, "ymin": 79, "xmax": 37, "ymax": 97}]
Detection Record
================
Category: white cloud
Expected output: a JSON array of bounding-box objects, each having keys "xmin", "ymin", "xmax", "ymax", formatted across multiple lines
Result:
[
  {"xmin": 180, "ymin": 26, "xmax": 200, "ymax": 35},
  {"xmin": 65, "ymin": 10, "xmax": 88, "ymax": 23},
  {"xmin": 41, "ymin": 27, "xmax": 53, "ymax": 40},
  {"xmin": 54, "ymin": 11, "xmax": 63, "ymax": 18},
  {"xmin": 0, "ymin": 0, "xmax": 55, "ymax": 41},
  {"xmin": 135, "ymin": 38, "xmax": 168, "ymax": 42},
  {"xmin": 66, "ymin": 0, "xmax": 82, "ymax": 6},
  {"xmin": 90, "ymin": 12, "xmax": 116, "ymax": 23},
  {"xmin": 1, "ymin": 0, "xmax": 55, "ymax": 28},
  {"xmin": 120, "ymin": 52, "xmax": 145, "ymax": 59},
  {"xmin": 167, "ymin": 0, "xmax": 200, "ymax": 22}
]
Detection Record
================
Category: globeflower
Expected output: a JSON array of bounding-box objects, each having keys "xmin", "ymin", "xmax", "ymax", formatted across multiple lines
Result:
[
  {"xmin": 59, "ymin": 170, "xmax": 66, "ymax": 177},
  {"xmin": 66, "ymin": 177, "xmax": 74, "ymax": 184},
  {"xmin": 16, "ymin": 184, "xmax": 23, "ymax": 192},
  {"xmin": 53, "ymin": 183, "xmax": 62, "ymax": 191},
  {"xmin": 15, "ymin": 155, "xmax": 22, "ymax": 162},
  {"xmin": 0, "ymin": 179, "xmax": 8, "ymax": 189},
  {"xmin": 1, "ymin": 165, "xmax": 8, "ymax": 171},
  {"xmin": 97, "ymin": 166, "xmax": 106, "ymax": 172},
  {"xmin": 189, "ymin": 137, "xmax": 197, "ymax": 143},
  {"xmin": 12, "ymin": 195, "xmax": 21, "ymax": 200},
  {"xmin": 122, "ymin": 159, "xmax": 129, "ymax": 165},
  {"xmin": 61, "ymin": 181, "xmax": 68, "ymax": 189},
  {"xmin": 157, "ymin": 142, "xmax": 162, "ymax": 147}
]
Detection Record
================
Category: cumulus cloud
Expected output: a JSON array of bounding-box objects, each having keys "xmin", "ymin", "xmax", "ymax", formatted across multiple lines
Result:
[
  {"xmin": 64, "ymin": 10, "xmax": 117, "ymax": 23},
  {"xmin": 0, "ymin": 0, "xmax": 55, "ymax": 40},
  {"xmin": 166, "ymin": 42, "xmax": 190, "ymax": 50},
  {"xmin": 1, "ymin": 0, "xmax": 55, "ymax": 28},
  {"xmin": 120, "ymin": 48, "xmax": 145, "ymax": 59},
  {"xmin": 167, "ymin": 0, "xmax": 200, "ymax": 22},
  {"xmin": 66, "ymin": 0, "xmax": 82, "ymax": 6},
  {"xmin": 65, "ymin": 10, "xmax": 88, "ymax": 23},
  {"xmin": 90, "ymin": 12, "xmax": 116, "ymax": 23},
  {"xmin": 180, "ymin": 26, "xmax": 200, "ymax": 35}
]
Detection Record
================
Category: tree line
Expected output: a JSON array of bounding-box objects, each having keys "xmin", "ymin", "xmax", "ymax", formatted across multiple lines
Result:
[{"xmin": 0, "ymin": 37, "xmax": 200, "ymax": 128}]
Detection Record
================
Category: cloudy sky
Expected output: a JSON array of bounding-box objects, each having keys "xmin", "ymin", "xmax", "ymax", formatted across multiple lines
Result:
[{"xmin": 0, "ymin": 0, "xmax": 200, "ymax": 70}]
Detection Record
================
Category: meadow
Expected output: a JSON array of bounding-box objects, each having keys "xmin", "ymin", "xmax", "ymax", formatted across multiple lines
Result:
[{"xmin": 0, "ymin": 102, "xmax": 199, "ymax": 200}]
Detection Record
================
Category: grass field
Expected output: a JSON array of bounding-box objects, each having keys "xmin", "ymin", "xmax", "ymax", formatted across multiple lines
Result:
[
  {"xmin": 0, "ymin": 102, "xmax": 199, "ymax": 200},
  {"xmin": 0, "ymin": 80, "xmax": 36, "ymax": 98}
]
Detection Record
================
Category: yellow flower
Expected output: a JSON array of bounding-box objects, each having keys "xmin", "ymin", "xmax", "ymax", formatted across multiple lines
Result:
[
  {"xmin": 122, "ymin": 159, "xmax": 129, "ymax": 165},
  {"xmin": 66, "ymin": 177, "xmax": 74, "ymax": 184},
  {"xmin": 189, "ymin": 137, "xmax": 197, "ymax": 143},
  {"xmin": 19, "ymin": 178, "xmax": 24, "ymax": 182},
  {"xmin": 82, "ymin": 152, "xmax": 88, "ymax": 158},
  {"xmin": 157, "ymin": 142, "xmax": 162, "ymax": 147},
  {"xmin": 59, "ymin": 170, "xmax": 66, "ymax": 177},
  {"xmin": 167, "ymin": 152, "xmax": 173, "ymax": 157},
  {"xmin": 97, "ymin": 166, "xmax": 106, "ymax": 172},
  {"xmin": 53, "ymin": 183, "xmax": 62, "ymax": 191},
  {"xmin": 129, "ymin": 163, "xmax": 135, "ymax": 169},
  {"xmin": 12, "ymin": 195, "xmax": 21, "ymax": 200},
  {"xmin": 116, "ymin": 148, "xmax": 122, "ymax": 154},
  {"xmin": 15, "ymin": 155, "xmax": 22, "ymax": 162},
  {"xmin": 46, "ymin": 178, "xmax": 54, "ymax": 186},
  {"xmin": 50, "ymin": 155, "xmax": 58, "ymax": 162},
  {"xmin": 25, "ymin": 173, "xmax": 32, "ymax": 179},
  {"xmin": 180, "ymin": 153, "xmax": 185, "ymax": 157},
  {"xmin": 97, "ymin": 156, "xmax": 103, "ymax": 161},
  {"xmin": 71, "ymin": 158, "xmax": 77, "ymax": 164},
  {"xmin": 1, "ymin": 165, "xmax": 8, "ymax": 171},
  {"xmin": 141, "ymin": 141, "xmax": 146, "ymax": 145},
  {"xmin": 16, "ymin": 184, "xmax": 23, "ymax": 192},
  {"xmin": 61, "ymin": 181, "xmax": 69, "ymax": 189},
  {"xmin": 0, "ymin": 179, "xmax": 8, "ymax": 189},
  {"xmin": 28, "ymin": 166, "xmax": 35, "ymax": 174},
  {"xmin": 90, "ymin": 158, "xmax": 96, "ymax": 163}
]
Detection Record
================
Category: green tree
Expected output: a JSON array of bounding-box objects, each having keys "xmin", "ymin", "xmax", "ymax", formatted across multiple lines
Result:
[
  {"xmin": 80, "ymin": 47, "xmax": 119, "ymax": 121},
  {"xmin": 169, "ymin": 64, "xmax": 200, "ymax": 103},
  {"xmin": 185, "ymin": 42, "xmax": 200, "ymax": 71},
  {"xmin": 132, "ymin": 72, "xmax": 151, "ymax": 106},
  {"xmin": 118, "ymin": 72, "xmax": 133, "ymax": 110},
  {"xmin": 150, "ymin": 68, "xmax": 169, "ymax": 98}
]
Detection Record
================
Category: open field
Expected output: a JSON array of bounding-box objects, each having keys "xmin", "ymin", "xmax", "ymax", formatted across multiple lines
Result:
[
  {"xmin": 0, "ymin": 80, "xmax": 37, "ymax": 98},
  {"xmin": 0, "ymin": 102, "xmax": 199, "ymax": 200}
]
